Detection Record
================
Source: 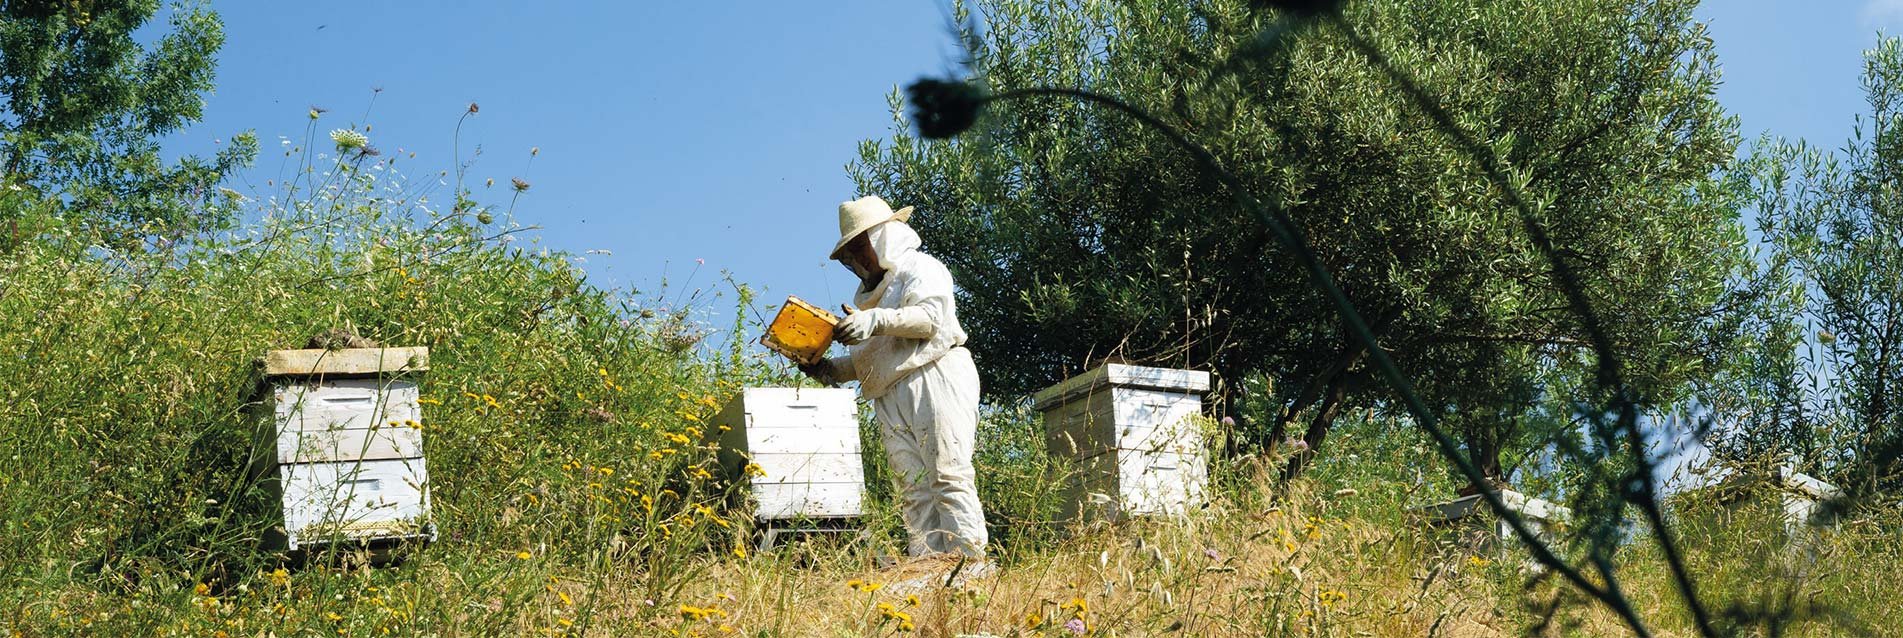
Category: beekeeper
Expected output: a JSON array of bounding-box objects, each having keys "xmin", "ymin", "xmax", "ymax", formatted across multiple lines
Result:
[{"xmin": 799, "ymin": 195, "xmax": 988, "ymax": 558}]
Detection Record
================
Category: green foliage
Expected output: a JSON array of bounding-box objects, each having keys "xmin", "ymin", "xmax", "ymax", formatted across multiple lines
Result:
[
  {"xmin": 0, "ymin": 119, "xmax": 777, "ymax": 626},
  {"xmin": 1724, "ymin": 36, "xmax": 1903, "ymax": 496},
  {"xmin": 852, "ymin": 0, "xmax": 1747, "ymax": 481},
  {"xmin": 0, "ymin": 0, "xmax": 256, "ymax": 244}
]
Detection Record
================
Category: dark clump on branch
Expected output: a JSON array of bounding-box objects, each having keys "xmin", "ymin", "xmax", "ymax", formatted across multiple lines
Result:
[
  {"xmin": 1251, "ymin": 0, "xmax": 1344, "ymax": 19},
  {"xmin": 906, "ymin": 79, "xmax": 988, "ymax": 140}
]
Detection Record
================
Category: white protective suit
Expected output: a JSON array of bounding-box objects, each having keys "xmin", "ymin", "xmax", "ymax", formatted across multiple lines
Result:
[{"xmin": 822, "ymin": 220, "xmax": 988, "ymax": 557}]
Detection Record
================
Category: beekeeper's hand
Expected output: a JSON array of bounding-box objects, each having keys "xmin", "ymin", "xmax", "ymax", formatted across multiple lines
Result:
[
  {"xmin": 834, "ymin": 309, "xmax": 877, "ymax": 345},
  {"xmin": 795, "ymin": 359, "xmax": 841, "ymax": 384}
]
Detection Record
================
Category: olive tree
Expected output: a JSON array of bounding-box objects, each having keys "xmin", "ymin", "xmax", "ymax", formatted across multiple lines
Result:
[
  {"xmin": 1721, "ymin": 37, "xmax": 1903, "ymax": 496},
  {"xmin": 851, "ymin": 0, "xmax": 1746, "ymax": 481}
]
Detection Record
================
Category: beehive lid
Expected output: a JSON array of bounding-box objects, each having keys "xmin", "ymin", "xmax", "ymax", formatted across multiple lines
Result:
[
  {"xmin": 1032, "ymin": 364, "xmax": 1210, "ymax": 411},
  {"xmin": 263, "ymin": 347, "xmax": 429, "ymax": 378}
]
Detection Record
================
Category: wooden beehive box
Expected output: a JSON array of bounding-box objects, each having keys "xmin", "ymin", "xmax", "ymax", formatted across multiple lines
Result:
[
  {"xmin": 1418, "ymin": 488, "xmax": 1572, "ymax": 574},
  {"xmin": 253, "ymin": 347, "xmax": 435, "ymax": 551},
  {"xmin": 710, "ymin": 388, "xmax": 864, "ymax": 520},
  {"xmin": 1034, "ymin": 364, "xmax": 1211, "ymax": 521}
]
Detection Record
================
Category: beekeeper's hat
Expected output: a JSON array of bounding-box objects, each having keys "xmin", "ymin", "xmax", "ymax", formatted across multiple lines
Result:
[{"xmin": 831, "ymin": 195, "xmax": 914, "ymax": 260}]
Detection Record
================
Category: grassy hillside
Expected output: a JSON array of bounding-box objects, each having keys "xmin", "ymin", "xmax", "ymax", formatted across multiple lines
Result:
[{"xmin": 2, "ymin": 141, "xmax": 1901, "ymax": 637}]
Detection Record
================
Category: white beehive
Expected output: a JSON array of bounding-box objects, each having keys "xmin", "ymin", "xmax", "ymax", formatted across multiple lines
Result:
[
  {"xmin": 1035, "ymin": 364, "xmax": 1212, "ymax": 520},
  {"xmin": 711, "ymin": 388, "xmax": 865, "ymax": 521},
  {"xmin": 1419, "ymin": 488, "xmax": 1572, "ymax": 572},
  {"xmin": 254, "ymin": 347, "xmax": 435, "ymax": 551}
]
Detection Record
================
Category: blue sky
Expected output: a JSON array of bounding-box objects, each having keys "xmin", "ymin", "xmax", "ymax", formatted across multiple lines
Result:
[{"xmin": 163, "ymin": 1, "xmax": 1902, "ymax": 320}]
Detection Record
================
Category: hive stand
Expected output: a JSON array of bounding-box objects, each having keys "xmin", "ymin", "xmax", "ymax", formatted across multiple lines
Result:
[
  {"xmin": 252, "ymin": 347, "xmax": 436, "ymax": 556},
  {"xmin": 1034, "ymin": 364, "xmax": 1212, "ymax": 521},
  {"xmin": 710, "ymin": 388, "xmax": 867, "ymax": 549}
]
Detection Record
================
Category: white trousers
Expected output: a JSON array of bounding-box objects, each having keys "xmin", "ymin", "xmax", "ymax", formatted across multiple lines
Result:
[{"xmin": 872, "ymin": 347, "xmax": 988, "ymax": 557}]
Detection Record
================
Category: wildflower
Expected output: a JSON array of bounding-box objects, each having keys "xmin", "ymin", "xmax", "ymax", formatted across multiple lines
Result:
[
  {"xmin": 1063, "ymin": 617, "xmax": 1087, "ymax": 635},
  {"xmin": 330, "ymin": 129, "xmax": 369, "ymax": 152},
  {"xmin": 194, "ymin": 583, "xmax": 210, "ymax": 596},
  {"xmin": 1319, "ymin": 589, "xmax": 1347, "ymax": 607},
  {"xmin": 744, "ymin": 463, "xmax": 766, "ymax": 478},
  {"xmin": 1024, "ymin": 612, "xmax": 1042, "ymax": 628},
  {"xmin": 1467, "ymin": 555, "xmax": 1491, "ymax": 568},
  {"xmin": 846, "ymin": 579, "xmax": 864, "ymax": 591},
  {"xmin": 1064, "ymin": 596, "xmax": 1088, "ymax": 616},
  {"xmin": 732, "ymin": 544, "xmax": 747, "ymax": 559},
  {"xmin": 905, "ymin": 594, "xmax": 920, "ymax": 607},
  {"xmin": 691, "ymin": 467, "xmax": 713, "ymax": 480},
  {"xmin": 516, "ymin": 550, "xmax": 533, "ymax": 560},
  {"xmin": 598, "ymin": 467, "xmax": 614, "ymax": 476},
  {"xmin": 511, "ymin": 177, "xmax": 531, "ymax": 192},
  {"xmin": 268, "ymin": 568, "xmax": 289, "ymax": 586},
  {"xmin": 860, "ymin": 582, "xmax": 884, "ymax": 592},
  {"xmin": 678, "ymin": 605, "xmax": 725, "ymax": 621}
]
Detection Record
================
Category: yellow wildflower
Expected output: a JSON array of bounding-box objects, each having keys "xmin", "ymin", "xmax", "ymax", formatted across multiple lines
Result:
[
  {"xmin": 515, "ymin": 550, "xmax": 533, "ymax": 560},
  {"xmin": 846, "ymin": 579, "xmax": 864, "ymax": 591}
]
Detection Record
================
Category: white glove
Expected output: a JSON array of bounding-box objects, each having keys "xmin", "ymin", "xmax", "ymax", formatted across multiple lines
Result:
[{"xmin": 834, "ymin": 310, "xmax": 877, "ymax": 345}]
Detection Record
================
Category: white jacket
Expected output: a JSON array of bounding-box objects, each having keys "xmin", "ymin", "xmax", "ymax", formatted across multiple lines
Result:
[{"xmin": 826, "ymin": 220, "xmax": 969, "ymax": 399}]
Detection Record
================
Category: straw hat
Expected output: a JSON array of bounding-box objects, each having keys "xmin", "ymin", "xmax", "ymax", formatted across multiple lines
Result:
[{"xmin": 830, "ymin": 195, "xmax": 914, "ymax": 259}]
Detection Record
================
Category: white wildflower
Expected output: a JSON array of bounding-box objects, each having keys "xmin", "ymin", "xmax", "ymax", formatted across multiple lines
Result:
[{"xmin": 330, "ymin": 128, "xmax": 369, "ymax": 151}]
